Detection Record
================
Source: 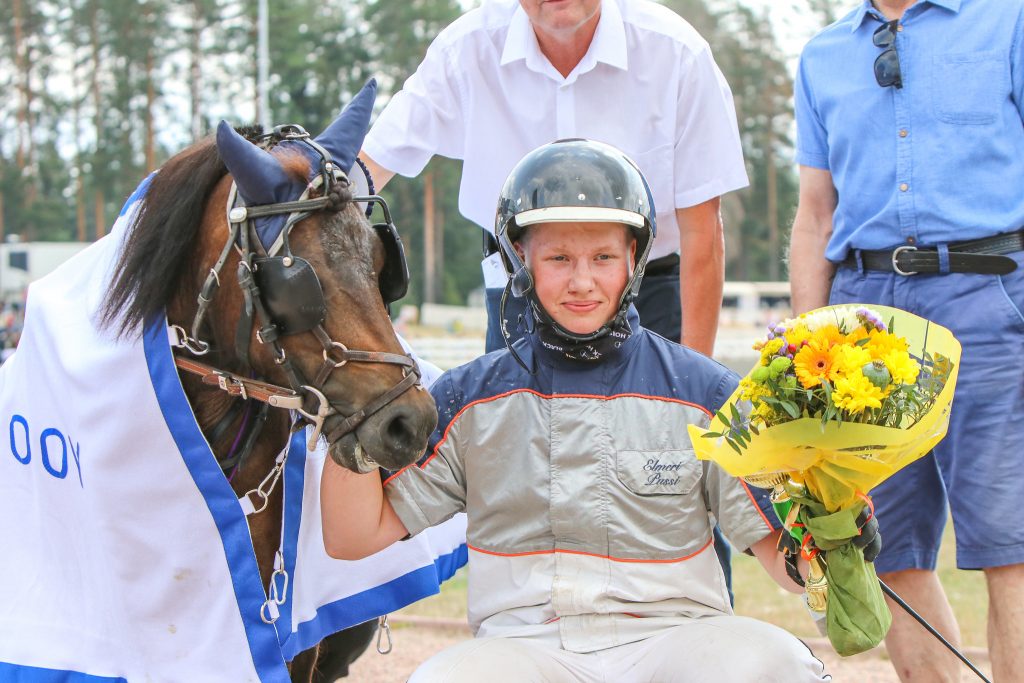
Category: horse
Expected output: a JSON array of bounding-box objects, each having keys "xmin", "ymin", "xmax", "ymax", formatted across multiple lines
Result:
[{"xmin": 92, "ymin": 79, "xmax": 438, "ymax": 680}]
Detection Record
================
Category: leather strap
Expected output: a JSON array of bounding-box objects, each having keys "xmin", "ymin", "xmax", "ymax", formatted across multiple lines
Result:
[
  {"xmin": 324, "ymin": 370, "xmax": 420, "ymax": 444},
  {"xmin": 841, "ymin": 230, "xmax": 1023, "ymax": 275},
  {"xmin": 174, "ymin": 356, "xmax": 305, "ymax": 411}
]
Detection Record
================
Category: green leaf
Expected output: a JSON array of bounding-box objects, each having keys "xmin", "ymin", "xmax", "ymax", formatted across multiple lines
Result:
[
  {"xmin": 780, "ymin": 401, "xmax": 800, "ymax": 418},
  {"xmin": 726, "ymin": 438, "xmax": 743, "ymax": 456}
]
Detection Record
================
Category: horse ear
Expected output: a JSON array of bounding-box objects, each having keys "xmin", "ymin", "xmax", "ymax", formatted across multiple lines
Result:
[
  {"xmin": 216, "ymin": 120, "xmax": 302, "ymax": 206},
  {"xmin": 314, "ymin": 78, "xmax": 377, "ymax": 173}
]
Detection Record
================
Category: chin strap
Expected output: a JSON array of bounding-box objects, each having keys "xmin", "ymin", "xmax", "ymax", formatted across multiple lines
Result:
[{"xmin": 499, "ymin": 280, "xmax": 535, "ymax": 374}]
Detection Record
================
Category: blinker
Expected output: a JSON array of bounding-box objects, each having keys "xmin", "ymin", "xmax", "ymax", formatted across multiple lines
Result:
[{"xmin": 253, "ymin": 256, "xmax": 327, "ymax": 335}]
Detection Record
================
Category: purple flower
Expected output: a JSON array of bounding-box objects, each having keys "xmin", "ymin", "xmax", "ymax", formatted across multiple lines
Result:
[{"xmin": 856, "ymin": 307, "xmax": 886, "ymax": 332}]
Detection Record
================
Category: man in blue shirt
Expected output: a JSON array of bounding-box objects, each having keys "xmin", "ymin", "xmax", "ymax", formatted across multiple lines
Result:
[{"xmin": 790, "ymin": 1, "xmax": 1024, "ymax": 680}]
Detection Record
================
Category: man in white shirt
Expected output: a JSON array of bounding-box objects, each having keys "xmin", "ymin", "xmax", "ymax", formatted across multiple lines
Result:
[
  {"xmin": 359, "ymin": 0, "xmax": 747, "ymax": 599},
  {"xmin": 360, "ymin": 0, "xmax": 747, "ymax": 357}
]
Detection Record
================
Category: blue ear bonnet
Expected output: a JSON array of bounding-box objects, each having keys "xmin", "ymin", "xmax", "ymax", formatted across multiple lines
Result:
[{"xmin": 215, "ymin": 79, "xmax": 377, "ymax": 250}]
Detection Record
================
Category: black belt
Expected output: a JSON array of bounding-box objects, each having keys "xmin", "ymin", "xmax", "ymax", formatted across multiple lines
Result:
[{"xmin": 841, "ymin": 231, "xmax": 1023, "ymax": 276}]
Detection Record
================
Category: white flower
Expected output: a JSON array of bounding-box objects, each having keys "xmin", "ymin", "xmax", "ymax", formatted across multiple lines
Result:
[{"xmin": 796, "ymin": 306, "xmax": 866, "ymax": 332}]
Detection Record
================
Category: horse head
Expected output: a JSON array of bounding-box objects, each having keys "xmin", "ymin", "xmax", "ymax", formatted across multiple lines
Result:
[
  {"xmin": 104, "ymin": 79, "xmax": 436, "ymax": 475},
  {"xmin": 204, "ymin": 80, "xmax": 437, "ymax": 473}
]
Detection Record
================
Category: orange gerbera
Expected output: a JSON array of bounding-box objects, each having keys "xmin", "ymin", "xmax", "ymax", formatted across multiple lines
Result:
[{"xmin": 794, "ymin": 339, "xmax": 842, "ymax": 388}]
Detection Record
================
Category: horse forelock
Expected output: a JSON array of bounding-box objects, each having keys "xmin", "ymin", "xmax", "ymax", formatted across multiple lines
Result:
[{"xmin": 273, "ymin": 148, "xmax": 313, "ymax": 186}]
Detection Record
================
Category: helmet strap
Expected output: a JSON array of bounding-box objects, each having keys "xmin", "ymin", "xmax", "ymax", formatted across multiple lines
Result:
[{"xmin": 500, "ymin": 280, "xmax": 536, "ymax": 374}]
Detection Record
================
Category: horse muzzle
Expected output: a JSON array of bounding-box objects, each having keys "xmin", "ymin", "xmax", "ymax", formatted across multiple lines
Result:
[{"xmin": 325, "ymin": 387, "xmax": 437, "ymax": 474}]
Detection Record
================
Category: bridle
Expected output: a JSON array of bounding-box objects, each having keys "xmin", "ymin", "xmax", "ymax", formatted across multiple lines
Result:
[{"xmin": 170, "ymin": 124, "xmax": 419, "ymax": 454}]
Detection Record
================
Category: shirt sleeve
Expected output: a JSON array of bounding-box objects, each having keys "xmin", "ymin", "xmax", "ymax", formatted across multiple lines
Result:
[
  {"xmin": 362, "ymin": 37, "xmax": 467, "ymax": 177},
  {"xmin": 794, "ymin": 52, "xmax": 830, "ymax": 170},
  {"xmin": 384, "ymin": 373, "xmax": 468, "ymax": 537},
  {"xmin": 701, "ymin": 371, "xmax": 780, "ymax": 552},
  {"xmin": 673, "ymin": 45, "xmax": 750, "ymax": 208}
]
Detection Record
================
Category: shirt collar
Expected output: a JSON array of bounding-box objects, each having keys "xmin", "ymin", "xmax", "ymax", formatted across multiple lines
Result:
[
  {"xmin": 850, "ymin": 0, "xmax": 962, "ymax": 32},
  {"xmin": 500, "ymin": 0, "xmax": 628, "ymax": 78}
]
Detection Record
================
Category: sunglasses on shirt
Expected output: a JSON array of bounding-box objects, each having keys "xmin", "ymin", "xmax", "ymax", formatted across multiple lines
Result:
[{"xmin": 873, "ymin": 19, "xmax": 903, "ymax": 89}]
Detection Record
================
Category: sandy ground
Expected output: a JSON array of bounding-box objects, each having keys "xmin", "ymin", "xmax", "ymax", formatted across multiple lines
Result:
[{"xmin": 344, "ymin": 618, "xmax": 992, "ymax": 682}]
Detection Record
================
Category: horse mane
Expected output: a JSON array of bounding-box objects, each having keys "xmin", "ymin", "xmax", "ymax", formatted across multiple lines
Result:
[{"xmin": 101, "ymin": 126, "xmax": 264, "ymax": 338}]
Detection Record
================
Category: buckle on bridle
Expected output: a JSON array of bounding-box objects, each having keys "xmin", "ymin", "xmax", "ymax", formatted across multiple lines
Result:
[
  {"xmin": 216, "ymin": 372, "xmax": 249, "ymax": 401},
  {"xmin": 298, "ymin": 384, "xmax": 333, "ymax": 451},
  {"xmin": 891, "ymin": 245, "xmax": 918, "ymax": 276}
]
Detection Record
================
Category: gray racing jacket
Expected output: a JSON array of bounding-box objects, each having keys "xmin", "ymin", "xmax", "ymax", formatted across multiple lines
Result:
[{"xmin": 385, "ymin": 311, "xmax": 777, "ymax": 652}]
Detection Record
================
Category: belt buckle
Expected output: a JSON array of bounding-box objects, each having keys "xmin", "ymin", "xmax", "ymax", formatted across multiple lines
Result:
[{"xmin": 891, "ymin": 245, "xmax": 918, "ymax": 276}]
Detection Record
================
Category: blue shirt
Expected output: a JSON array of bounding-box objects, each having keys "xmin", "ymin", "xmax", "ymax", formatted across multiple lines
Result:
[{"xmin": 795, "ymin": 0, "xmax": 1024, "ymax": 261}]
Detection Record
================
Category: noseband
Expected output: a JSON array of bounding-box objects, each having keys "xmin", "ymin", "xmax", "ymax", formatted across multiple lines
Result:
[{"xmin": 171, "ymin": 125, "xmax": 419, "ymax": 452}]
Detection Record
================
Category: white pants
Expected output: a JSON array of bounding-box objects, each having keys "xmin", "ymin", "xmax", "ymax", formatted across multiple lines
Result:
[{"xmin": 409, "ymin": 616, "xmax": 829, "ymax": 682}]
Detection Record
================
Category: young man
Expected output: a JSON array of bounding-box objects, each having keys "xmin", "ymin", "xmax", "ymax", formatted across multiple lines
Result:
[
  {"xmin": 323, "ymin": 140, "xmax": 827, "ymax": 681},
  {"xmin": 360, "ymin": 0, "xmax": 747, "ymax": 601},
  {"xmin": 791, "ymin": 1, "xmax": 1024, "ymax": 679}
]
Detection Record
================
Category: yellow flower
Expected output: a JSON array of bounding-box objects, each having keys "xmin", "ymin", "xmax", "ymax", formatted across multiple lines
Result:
[
  {"xmin": 845, "ymin": 326, "xmax": 871, "ymax": 347},
  {"xmin": 865, "ymin": 329, "xmax": 909, "ymax": 361},
  {"xmin": 753, "ymin": 400, "xmax": 778, "ymax": 425},
  {"xmin": 809, "ymin": 324, "xmax": 845, "ymax": 350},
  {"xmin": 759, "ymin": 338, "xmax": 785, "ymax": 363},
  {"xmin": 833, "ymin": 372, "xmax": 886, "ymax": 414},
  {"xmin": 739, "ymin": 377, "xmax": 772, "ymax": 401},
  {"xmin": 794, "ymin": 340, "xmax": 841, "ymax": 389},
  {"xmin": 834, "ymin": 344, "xmax": 872, "ymax": 377},
  {"xmin": 882, "ymin": 349, "xmax": 921, "ymax": 385},
  {"xmin": 784, "ymin": 323, "xmax": 812, "ymax": 349}
]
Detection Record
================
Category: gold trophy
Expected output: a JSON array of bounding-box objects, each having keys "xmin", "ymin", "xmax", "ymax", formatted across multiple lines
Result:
[{"xmin": 743, "ymin": 471, "xmax": 828, "ymax": 613}]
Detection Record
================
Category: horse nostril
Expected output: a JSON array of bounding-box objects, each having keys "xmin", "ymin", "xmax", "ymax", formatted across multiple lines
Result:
[{"xmin": 385, "ymin": 414, "xmax": 416, "ymax": 448}]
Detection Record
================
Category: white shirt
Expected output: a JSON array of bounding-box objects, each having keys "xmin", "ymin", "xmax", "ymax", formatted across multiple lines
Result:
[{"xmin": 363, "ymin": 0, "xmax": 748, "ymax": 262}]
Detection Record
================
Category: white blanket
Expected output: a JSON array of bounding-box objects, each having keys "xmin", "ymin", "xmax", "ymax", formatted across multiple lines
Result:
[{"xmin": 0, "ymin": 187, "xmax": 466, "ymax": 682}]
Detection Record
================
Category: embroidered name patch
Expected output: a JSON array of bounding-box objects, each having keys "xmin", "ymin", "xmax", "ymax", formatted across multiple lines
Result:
[{"xmin": 615, "ymin": 449, "xmax": 701, "ymax": 496}]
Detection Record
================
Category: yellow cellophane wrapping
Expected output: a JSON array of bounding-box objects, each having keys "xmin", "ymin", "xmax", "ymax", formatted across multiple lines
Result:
[{"xmin": 688, "ymin": 305, "xmax": 961, "ymax": 512}]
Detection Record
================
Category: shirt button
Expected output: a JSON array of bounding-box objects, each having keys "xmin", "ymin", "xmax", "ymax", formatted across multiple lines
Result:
[
  {"xmin": 899, "ymin": 129, "xmax": 908, "ymax": 138},
  {"xmin": 899, "ymin": 183, "xmax": 909, "ymax": 192},
  {"xmin": 907, "ymin": 237, "xmax": 916, "ymax": 245}
]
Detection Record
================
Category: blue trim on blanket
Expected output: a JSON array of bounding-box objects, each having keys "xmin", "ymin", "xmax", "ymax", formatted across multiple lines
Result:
[
  {"xmin": 118, "ymin": 174, "xmax": 153, "ymax": 217},
  {"xmin": 281, "ymin": 544, "xmax": 469, "ymax": 660},
  {"xmin": 143, "ymin": 315, "xmax": 290, "ymax": 683},
  {"xmin": 0, "ymin": 661, "xmax": 127, "ymax": 682}
]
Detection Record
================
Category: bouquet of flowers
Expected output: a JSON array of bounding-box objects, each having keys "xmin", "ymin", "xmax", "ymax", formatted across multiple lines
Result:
[{"xmin": 688, "ymin": 304, "xmax": 960, "ymax": 656}]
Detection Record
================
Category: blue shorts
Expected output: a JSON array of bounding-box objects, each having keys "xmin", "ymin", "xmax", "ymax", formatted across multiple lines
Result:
[{"xmin": 829, "ymin": 251, "xmax": 1024, "ymax": 571}]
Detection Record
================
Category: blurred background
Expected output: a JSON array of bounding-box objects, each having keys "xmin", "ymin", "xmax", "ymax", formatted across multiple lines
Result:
[{"xmin": 0, "ymin": 0, "xmax": 853, "ymax": 368}]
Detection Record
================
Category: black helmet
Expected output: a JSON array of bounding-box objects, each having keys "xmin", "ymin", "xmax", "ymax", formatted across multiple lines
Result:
[{"xmin": 494, "ymin": 139, "xmax": 656, "ymax": 347}]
